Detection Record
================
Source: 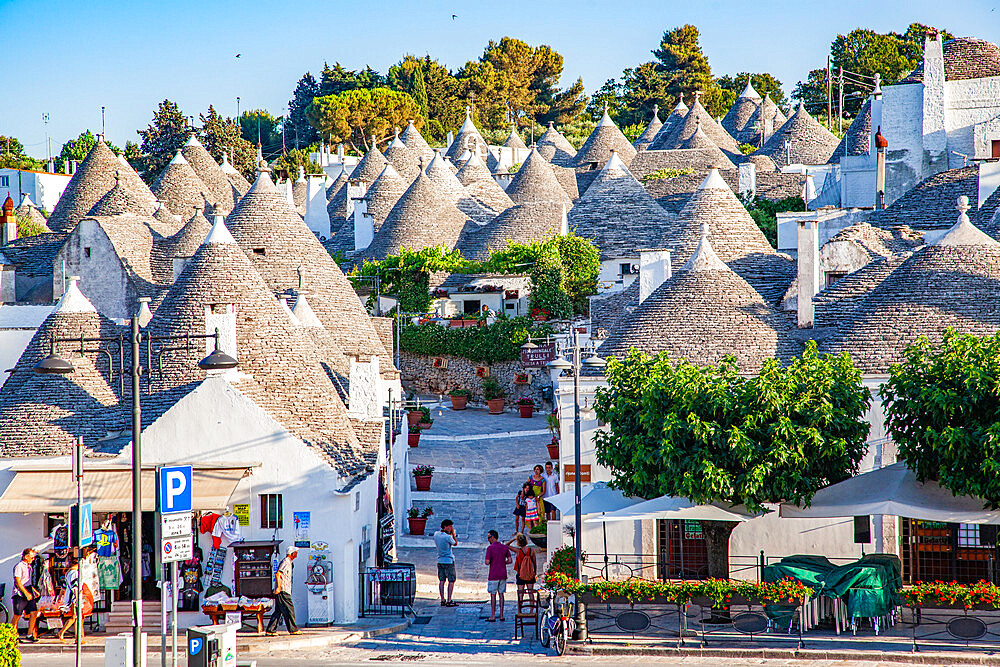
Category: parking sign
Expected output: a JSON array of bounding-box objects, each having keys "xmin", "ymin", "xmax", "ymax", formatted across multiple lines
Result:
[{"xmin": 157, "ymin": 465, "xmax": 193, "ymax": 514}]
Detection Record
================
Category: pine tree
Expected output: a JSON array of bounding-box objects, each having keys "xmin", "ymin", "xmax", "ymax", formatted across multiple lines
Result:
[
  {"xmin": 653, "ymin": 25, "xmax": 717, "ymax": 112},
  {"xmin": 199, "ymin": 106, "xmax": 256, "ymax": 179},
  {"xmin": 288, "ymin": 72, "xmax": 320, "ymax": 148},
  {"xmin": 411, "ymin": 65, "xmax": 429, "ymax": 118},
  {"xmin": 137, "ymin": 99, "xmax": 191, "ymax": 182}
]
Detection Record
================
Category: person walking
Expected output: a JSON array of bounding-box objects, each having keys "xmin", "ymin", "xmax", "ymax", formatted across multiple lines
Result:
[
  {"xmin": 506, "ymin": 534, "xmax": 537, "ymax": 609},
  {"xmin": 542, "ymin": 461, "xmax": 560, "ymax": 520},
  {"xmin": 526, "ymin": 465, "xmax": 546, "ymax": 529},
  {"xmin": 484, "ymin": 530, "xmax": 511, "ymax": 622},
  {"xmin": 265, "ymin": 546, "xmax": 301, "ymax": 636},
  {"xmin": 512, "ymin": 482, "xmax": 531, "ymax": 533},
  {"xmin": 11, "ymin": 548, "xmax": 38, "ymax": 642},
  {"xmin": 434, "ymin": 519, "xmax": 458, "ymax": 607}
]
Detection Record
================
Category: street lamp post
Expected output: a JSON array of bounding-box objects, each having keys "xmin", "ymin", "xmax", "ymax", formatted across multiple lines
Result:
[
  {"xmin": 35, "ymin": 318, "xmax": 237, "ymax": 666},
  {"xmin": 546, "ymin": 329, "xmax": 605, "ymax": 642}
]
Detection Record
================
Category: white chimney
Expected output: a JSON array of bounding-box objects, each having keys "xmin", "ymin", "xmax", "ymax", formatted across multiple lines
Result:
[
  {"xmin": 638, "ymin": 249, "xmax": 672, "ymax": 304},
  {"xmin": 346, "ymin": 180, "xmax": 367, "ymax": 220},
  {"xmin": 204, "ymin": 303, "xmax": 237, "ymax": 364},
  {"xmin": 802, "ymin": 172, "xmax": 817, "ymax": 204},
  {"xmin": 446, "ymin": 131, "xmax": 454, "ymax": 152},
  {"xmin": 796, "ymin": 219, "xmax": 819, "ymax": 328},
  {"xmin": 349, "ymin": 356, "xmax": 382, "ymax": 418},
  {"xmin": 738, "ymin": 162, "xmax": 757, "ymax": 199},
  {"xmin": 354, "ymin": 196, "xmax": 374, "ymax": 251},
  {"xmin": 136, "ymin": 297, "xmax": 153, "ymax": 327},
  {"xmin": 560, "ymin": 203, "xmax": 569, "ymax": 236},
  {"xmin": 304, "ymin": 174, "xmax": 331, "ymax": 238}
]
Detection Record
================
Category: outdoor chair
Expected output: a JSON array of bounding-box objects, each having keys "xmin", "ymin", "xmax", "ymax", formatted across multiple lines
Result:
[{"xmin": 514, "ymin": 594, "xmax": 539, "ymax": 639}]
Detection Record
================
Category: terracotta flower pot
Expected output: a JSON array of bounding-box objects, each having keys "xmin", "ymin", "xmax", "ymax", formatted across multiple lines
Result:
[
  {"xmin": 407, "ymin": 411, "xmax": 422, "ymax": 427},
  {"xmin": 546, "ymin": 442, "xmax": 560, "ymax": 460},
  {"xmin": 415, "ymin": 475, "xmax": 432, "ymax": 491},
  {"xmin": 418, "ymin": 421, "xmax": 431, "ymax": 430},
  {"xmin": 487, "ymin": 398, "xmax": 505, "ymax": 415},
  {"xmin": 407, "ymin": 517, "xmax": 427, "ymax": 535},
  {"xmin": 408, "ymin": 432, "xmax": 420, "ymax": 447},
  {"xmin": 449, "ymin": 395, "xmax": 468, "ymax": 410},
  {"xmin": 518, "ymin": 404, "xmax": 534, "ymax": 418},
  {"xmin": 449, "ymin": 320, "xmax": 463, "ymax": 327}
]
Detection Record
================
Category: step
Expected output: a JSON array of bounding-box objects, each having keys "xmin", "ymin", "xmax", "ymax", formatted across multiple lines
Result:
[{"xmin": 105, "ymin": 601, "xmax": 164, "ymax": 633}]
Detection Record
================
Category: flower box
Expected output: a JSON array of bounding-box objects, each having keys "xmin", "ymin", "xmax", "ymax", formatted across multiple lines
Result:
[
  {"xmin": 431, "ymin": 357, "xmax": 448, "ymax": 369},
  {"xmin": 513, "ymin": 373, "xmax": 530, "ymax": 385},
  {"xmin": 519, "ymin": 404, "xmax": 534, "ymax": 418},
  {"xmin": 475, "ymin": 366, "xmax": 489, "ymax": 378},
  {"xmin": 448, "ymin": 320, "xmax": 463, "ymax": 328},
  {"xmin": 407, "ymin": 431, "xmax": 420, "ymax": 447}
]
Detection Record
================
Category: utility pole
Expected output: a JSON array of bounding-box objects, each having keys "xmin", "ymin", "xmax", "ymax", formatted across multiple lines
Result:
[
  {"xmin": 42, "ymin": 113, "xmax": 50, "ymax": 164},
  {"xmin": 102, "ymin": 107, "xmax": 106, "ymax": 138},
  {"xmin": 826, "ymin": 57, "xmax": 832, "ymax": 130},
  {"xmin": 236, "ymin": 97, "xmax": 241, "ymax": 119},
  {"xmin": 838, "ymin": 66, "xmax": 844, "ymax": 134}
]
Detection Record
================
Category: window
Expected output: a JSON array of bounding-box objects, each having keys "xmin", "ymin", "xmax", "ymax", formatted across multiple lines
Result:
[
  {"xmin": 0, "ymin": 176, "xmax": 8, "ymax": 188},
  {"xmin": 259, "ymin": 493, "xmax": 283, "ymax": 529},
  {"xmin": 992, "ymin": 139, "xmax": 1000, "ymax": 159},
  {"xmin": 462, "ymin": 299, "xmax": 481, "ymax": 315},
  {"xmin": 84, "ymin": 247, "xmax": 91, "ymax": 258},
  {"xmin": 825, "ymin": 271, "xmax": 847, "ymax": 287},
  {"xmin": 619, "ymin": 263, "xmax": 636, "ymax": 276},
  {"xmin": 252, "ymin": 248, "xmax": 265, "ymax": 256}
]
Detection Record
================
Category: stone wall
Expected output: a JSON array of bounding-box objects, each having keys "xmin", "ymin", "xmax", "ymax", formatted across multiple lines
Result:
[{"xmin": 399, "ymin": 351, "xmax": 550, "ymax": 410}]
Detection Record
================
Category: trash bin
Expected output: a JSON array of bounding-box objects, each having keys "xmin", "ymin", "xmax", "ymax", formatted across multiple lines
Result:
[
  {"xmin": 379, "ymin": 562, "xmax": 416, "ymax": 606},
  {"xmin": 104, "ymin": 632, "xmax": 147, "ymax": 667},
  {"xmin": 187, "ymin": 623, "xmax": 239, "ymax": 667}
]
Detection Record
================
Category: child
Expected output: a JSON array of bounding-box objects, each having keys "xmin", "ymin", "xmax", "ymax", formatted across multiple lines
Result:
[{"xmin": 512, "ymin": 482, "xmax": 530, "ymax": 533}]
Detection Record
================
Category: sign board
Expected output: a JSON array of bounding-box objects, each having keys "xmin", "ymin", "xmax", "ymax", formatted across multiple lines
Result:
[
  {"xmin": 160, "ymin": 535, "xmax": 192, "ymax": 564},
  {"xmin": 157, "ymin": 465, "xmax": 193, "ymax": 514},
  {"xmin": 369, "ymin": 567, "xmax": 411, "ymax": 582},
  {"xmin": 70, "ymin": 503, "xmax": 93, "ymax": 547},
  {"xmin": 293, "ymin": 512, "xmax": 311, "ymax": 548},
  {"xmin": 160, "ymin": 511, "xmax": 193, "ymax": 539},
  {"xmin": 233, "ymin": 504, "xmax": 250, "ymax": 526},
  {"xmin": 520, "ymin": 342, "xmax": 556, "ymax": 368},
  {"xmin": 563, "ymin": 464, "xmax": 592, "ymax": 483}
]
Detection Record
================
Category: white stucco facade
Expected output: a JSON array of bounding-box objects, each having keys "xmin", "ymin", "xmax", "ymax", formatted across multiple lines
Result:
[{"xmin": 0, "ymin": 169, "xmax": 71, "ymax": 213}]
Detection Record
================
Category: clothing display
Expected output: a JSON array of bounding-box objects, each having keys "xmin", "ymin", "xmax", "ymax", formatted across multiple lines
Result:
[
  {"xmin": 180, "ymin": 548, "xmax": 204, "ymax": 593},
  {"xmin": 200, "ymin": 513, "xmax": 221, "ymax": 535},
  {"xmin": 92, "ymin": 528, "xmax": 118, "ymax": 557},
  {"xmin": 205, "ymin": 546, "xmax": 228, "ymax": 587},
  {"xmin": 50, "ymin": 524, "xmax": 69, "ymax": 551},
  {"xmin": 212, "ymin": 514, "xmax": 242, "ymax": 548},
  {"xmin": 98, "ymin": 557, "xmax": 123, "ymax": 590}
]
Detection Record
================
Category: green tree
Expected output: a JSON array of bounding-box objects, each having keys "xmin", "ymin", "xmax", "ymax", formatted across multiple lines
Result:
[
  {"xmin": 137, "ymin": 99, "xmax": 191, "ymax": 182},
  {"xmin": 716, "ymin": 72, "xmax": 786, "ymax": 112},
  {"xmin": 528, "ymin": 243, "xmax": 571, "ymax": 320},
  {"xmin": 288, "ymin": 72, "xmax": 321, "ymax": 147},
  {"xmin": 271, "ymin": 148, "xmax": 323, "ymax": 181},
  {"xmin": 388, "ymin": 56, "xmax": 429, "ymax": 117},
  {"xmin": 239, "ymin": 109, "xmax": 282, "ymax": 159},
  {"xmin": 653, "ymin": 25, "xmax": 723, "ymax": 114},
  {"xmin": 0, "ymin": 135, "xmax": 45, "ymax": 171},
  {"xmin": 880, "ymin": 330, "xmax": 1000, "ymax": 506},
  {"xmin": 55, "ymin": 130, "xmax": 120, "ymax": 172},
  {"xmin": 319, "ymin": 62, "xmax": 383, "ymax": 96},
  {"xmin": 200, "ymin": 106, "xmax": 256, "ymax": 179},
  {"xmin": 306, "ymin": 88, "xmax": 422, "ymax": 152},
  {"xmin": 16, "ymin": 213, "xmax": 48, "ymax": 237},
  {"xmin": 594, "ymin": 343, "xmax": 870, "ymax": 578}
]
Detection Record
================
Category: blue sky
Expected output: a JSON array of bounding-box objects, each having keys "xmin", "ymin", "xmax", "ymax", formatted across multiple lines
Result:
[{"xmin": 2, "ymin": 0, "xmax": 998, "ymax": 158}]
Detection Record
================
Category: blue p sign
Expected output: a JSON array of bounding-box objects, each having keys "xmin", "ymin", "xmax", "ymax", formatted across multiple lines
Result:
[
  {"xmin": 189, "ymin": 637, "xmax": 203, "ymax": 655},
  {"xmin": 158, "ymin": 465, "xmax": 193, "ymax": 514}
]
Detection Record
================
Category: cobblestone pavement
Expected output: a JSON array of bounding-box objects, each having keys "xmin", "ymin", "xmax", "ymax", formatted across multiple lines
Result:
[{"xmin": 399, "ymin": 399, "xmax": 555, "ymax": 596}]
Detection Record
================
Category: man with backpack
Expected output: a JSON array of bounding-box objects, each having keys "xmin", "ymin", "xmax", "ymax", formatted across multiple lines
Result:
[{"xmin": 505, "ymin": 533, "xmax": 537, "ymax": 609}]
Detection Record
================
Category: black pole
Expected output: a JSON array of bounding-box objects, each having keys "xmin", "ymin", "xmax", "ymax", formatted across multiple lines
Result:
[
  {"xmin": 572, "ymin": 329, "xmax": 587, "ymax": 640},
  {"xmin": 131, "ymin": 316, "xmax": 142, "ymax": 665}
]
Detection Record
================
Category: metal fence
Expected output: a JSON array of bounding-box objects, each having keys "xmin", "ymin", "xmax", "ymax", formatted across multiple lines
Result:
[{"xmin": 359, "ymin": 565, "xmax": 414, "ymax": 618}]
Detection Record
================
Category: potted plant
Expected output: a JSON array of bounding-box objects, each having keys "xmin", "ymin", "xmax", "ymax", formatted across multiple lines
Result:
[
  {"xmin": 413, "ymin": 465, "xmax": 435, "ymax": 491},
  {"xmin": 528, "ymin": 522, "xmax": 547, "ymax": 549},
  {"xmin": 407, "ymin": 409, "xmax": 423, "ymax": 427},
  {"xmin": 407, "ymin": 506, "xmax": 433, "ymax": 535},
  {"xmin": 517, "ymin": 398, "xmax": 535, "ymax": 418},
  {"xmin": 449, "ymin": 388, "xmax": 470, "ymax": 410},
  {"xmin": 407, "ymin": 425, "xmax": 421, "ymax": 447},
  {"xmin": 546, "ymin": 411, "xmax": 560, "ymax": 459},
  {"xmin": 546, "ymin": 439, "xmax": 560, "ymax": 460},
  {"xmin": 417, "ymin": 406, "xmax": 433, "ymax": 429},
  {"xmin": 482, "ymin": 377, "xmax": 505, "ymax": 415}
]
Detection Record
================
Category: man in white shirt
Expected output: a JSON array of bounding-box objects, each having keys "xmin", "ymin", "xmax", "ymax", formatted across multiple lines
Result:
[
  {"xmin": 12, "ymin": 548, "xmax": 39, "ymax": 642},
  {"xmin": 542, "ymin": 461, "xmax": 560, "ymax": 520},
  {"xmin": 265, "ymin": 546, "xmax": 301, "ymax": 635}
]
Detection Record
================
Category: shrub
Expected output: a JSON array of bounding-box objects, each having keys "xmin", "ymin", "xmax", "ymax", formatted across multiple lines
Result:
[
  {"xmin": 545, "ymin": 545, "xmax": 577, "ymax": 581},
  {"xmin": 0, "ymin": 624, "xmax": 19, "ymax": 667},
  {"xmin": 529, "ymin": 245, "xmax": 571, "ymax": 321},
  {"xmin": 481, "ymin": 376, "xmax": 505, "ymax": 400},
  {"xmin": 641, "ymin": 167, "xmax": 694, "ymax": 182},
  {"xmin": 412, "ymin": 465, "xmax": 435, "ymax": 477},
  {"xmin": 738, "ymin": 143, "xmax": 757, "ymax": 155},
  {"xmin": 517, "ymin": 398, "xmax": 534, "ymax": 406},
  {"xmin": 448, "ymin": 388, "xmax": 471, "ymax": 397},
  {"xmin": 399, "ymin": 316, "xmax": 554, "ymax": 363},
  {"xmin": 529, "ymin": 522, "xmax": 547, "ymax": 535}
]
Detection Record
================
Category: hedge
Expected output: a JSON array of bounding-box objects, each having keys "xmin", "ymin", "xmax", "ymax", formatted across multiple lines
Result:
[{"xmin": 399, "ymin": 316, "xmax": 554, "ymax": 364}]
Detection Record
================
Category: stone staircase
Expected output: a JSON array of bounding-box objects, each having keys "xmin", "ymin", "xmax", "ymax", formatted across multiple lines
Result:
[{"xmin": 104, "ymin": 600, "xmax": 163, "ymax": 635}]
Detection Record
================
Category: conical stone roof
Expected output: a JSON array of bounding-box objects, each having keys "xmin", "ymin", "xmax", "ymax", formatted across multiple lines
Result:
[
  {"xmin": 425, "ymin": 150, "xmax": 493, "ymax": 223},
  {"xmin": 152, "ymin": 202, "xmax": 181, "ymax": 229},
  {"xmin": 505, "ymin": 148, "xmax": 571, "ymax": 205},
  {"xmin": 680, "ymin": 124, "xmax": 717, "ymax": 150},
  {"xmin": 0, "ymin": 278, "xmax": 121, "ymax": 454},
  {"xmin": 721, "ymin": 82, "xmax": 762, "ymax": 139},
  {"xmin": 182, "ymin": 136, "xmax": 237, "ymax": 211},
  {"xmin": 758, "ymin": 102, "xmax": 839, "ymax": 167},
  {"xmin": 821, "ymin": 199, "xmax": 1000, "ymax": 373},
  {"xmin": 445, "ymin": 109, "xmax": 487, "ymax": 162},
  {"xmin": 220, "ymin": 154, "xmax": 251, "ymax": 196},
  {"xmin": 566, "ymin": 151, "xmax": 673, "ymax": 259},
  {"xmin": 599, "ymin": 224, "xmax": 798, "ymax": 371},
  {"xmin": 573, "ymin": 108, "xmax": 637, "ymax": 170},
  {"xmin": 647, "ymin": 99, "xmax": 689, "ymax": 148},
  {"xmin": 651, "ymin": 96, "xmax": 739, "ymax": 153},
  {"xmin": 457, "ymin": 202, "xmax": 565, "ymax": 261},
  {"xmin": 352, "ymin": 143, "xmax": 388, "ymax": 183},
  {"xmin": 88, "ymin": 171, "xmax": 156, "ymax": 217},
  {"xmin": 47, "ymin": 140, "xmax": 121, "ymax": 232},
  {"xmin": 363, "ymin": 171, "xmax": 471, "ymax": 259},
  {"xmin": 741, "ymin": 94, "xmax": 787, "ymax": 146},
  {"xmin": 225, "ymin": 170, "xmax": 391, "ymax": 363},
  {"xmin": 633, "ymin": 105, "xmax": 663, "ymax": 150},
  {"xmin": 116, "ymin": 154, "xmax": 160, "ymax": 209},
  {"xmin": 163, "ymin": 207, "xmax": 213, "ymax": 259},
  {"xmin": 383, "ymin": 129, "xmax": 420, "ymax": 180},
  {"xmin": 503, "ymin": 126, "xmax": 527, "ymax": 150},
  {"xmin": 147, "ymin": 217, "xmax": 367, "ymax": 474},
  {"xmin": 325, "ymin": 172, "xmax": 350, "ymax": 238},
  {"xmin": 400, "ymin": 120, "xmax": 434, "ymax": 163},
  {"xmin": 659, "ymin": 168, "xmax": 792, "ymax": 302},
  {"xmin": 150, "ymin": 152, "xmax": 212, "ymax": 217},
  {"xmin": 291, "ymin": 173, "xmax": 308, "ymax": 214},
  {"xmin": 829, "ymin": 98, "xmax": 872, "ymax": 163},
  {"xmin": 363, "ymin": 163, "xmax": 408, "ymax": 230},
  {"xmin": 537, "ymin": 122, "xmax": 577, "ymax": 167},
  {"xmin": 14, "ymin": 195, "xmax": 49, "ymax": 228},
  {"xmin": 456, "ymin": 151, "xmax": 513, "ymax": 213}
]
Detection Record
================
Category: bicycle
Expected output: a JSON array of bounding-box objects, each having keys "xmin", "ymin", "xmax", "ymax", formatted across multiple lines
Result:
[{"xmin": 539, "ymin": 591, "xmax": 574, "ymax": 656}]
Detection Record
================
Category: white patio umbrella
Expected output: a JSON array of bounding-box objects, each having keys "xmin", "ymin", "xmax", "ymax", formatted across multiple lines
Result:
[
  {"xmin": 545, "ymin": 481, "xmax": 643, "ymax": 516},
  {"xmin": 585, "ymin": 495, "xmax": 757, "ymax": 523},
  {"xmin": 779, "ymin": 462, "xmax": 1000, "ymax": 523}
]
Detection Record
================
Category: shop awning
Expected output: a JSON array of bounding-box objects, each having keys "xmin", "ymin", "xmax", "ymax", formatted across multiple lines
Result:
[
  {"xmin": 779, "ymin": 462, "xmax": 1000, "ymax": 524},
  {"xmin": 0, "ymin": 462, "xmax": 257, "ymax": 513},
  {"xmin": 585, "ymin": 495, "xmax": 757, "ymax": 523}
]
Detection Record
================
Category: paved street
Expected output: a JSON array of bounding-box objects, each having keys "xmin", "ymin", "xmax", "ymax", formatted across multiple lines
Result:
[{"xmin": 398, "ymin": 399, "xmax": 555, "ymax": 596}]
